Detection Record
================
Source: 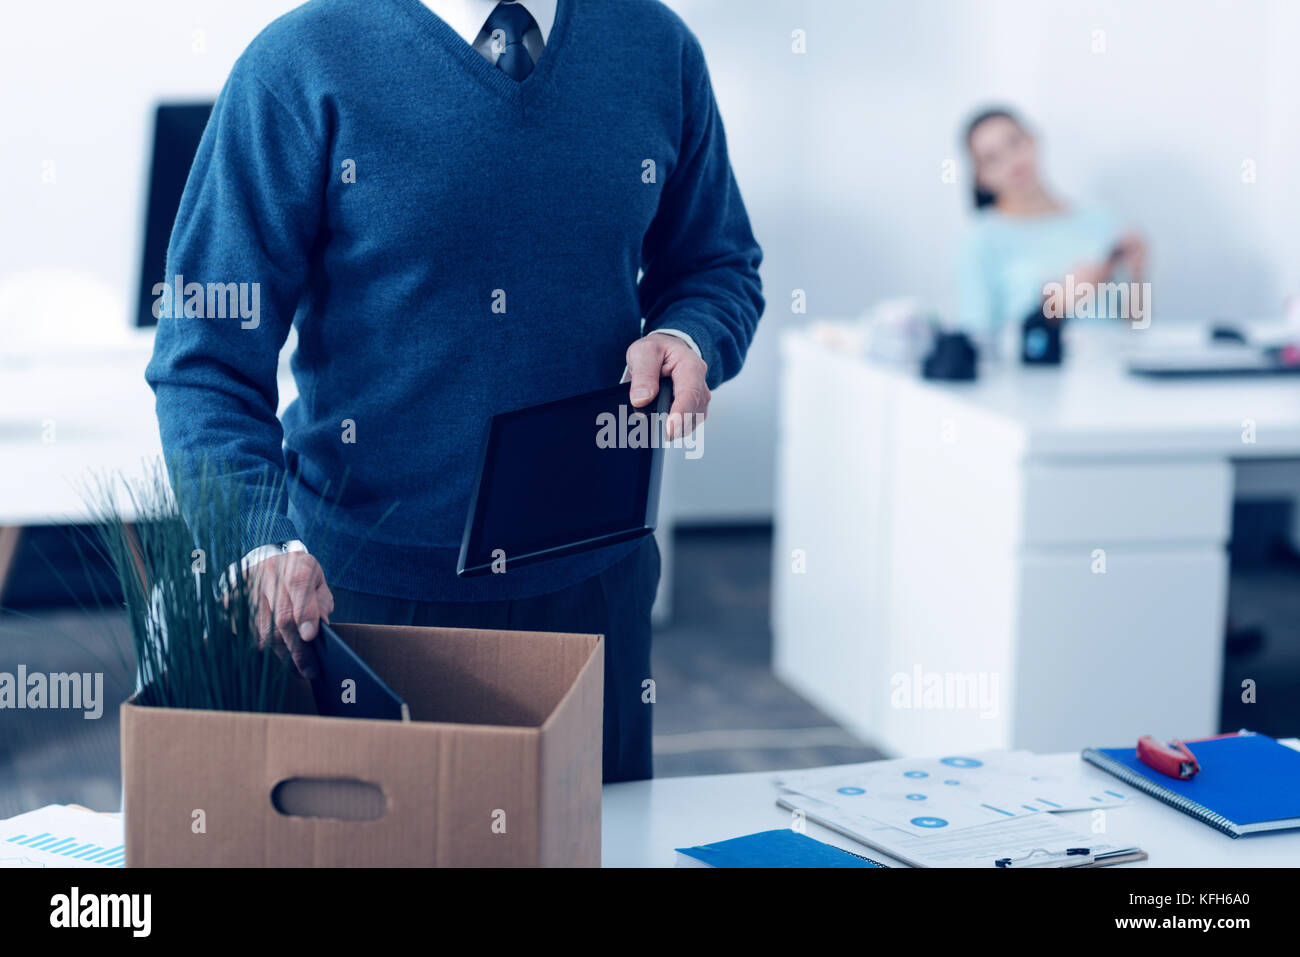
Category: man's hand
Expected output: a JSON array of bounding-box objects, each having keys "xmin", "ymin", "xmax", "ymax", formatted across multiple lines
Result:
[
  {"xmin": 249, "ymin": 551, "xmax": 334, "ymax": 679},
  {"xmin": 625, "ymin": 332, "xmax": 709, "ymax": 440}
]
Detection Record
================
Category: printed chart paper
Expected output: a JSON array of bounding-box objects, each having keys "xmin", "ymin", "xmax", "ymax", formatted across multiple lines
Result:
[
  {"xmin": 778, "ymin": 791, "xmax": 1133, "ymax": 868},
  {"xmin": 0, "ymin": 805, "xmax": 125, "ymax": 868},
  {"xmin": 778, "ymin": 751, "xmax": 1129, "ymax": 836}
]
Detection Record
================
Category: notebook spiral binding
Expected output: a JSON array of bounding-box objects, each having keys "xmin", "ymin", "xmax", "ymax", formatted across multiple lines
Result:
[
  {"xmin": 1081, "ymin": 748, "xmax": 1240, "ymax": 838},
  {"xmin": 839, "ymin": 846, "xmax": 891, "ymax": 867}
]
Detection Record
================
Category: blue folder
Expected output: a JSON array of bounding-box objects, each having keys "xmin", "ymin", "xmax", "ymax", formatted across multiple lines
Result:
[
  {"xmin": 676, "ymin": 829, "xmax": 887, "ymax": 867},
  {"xmin": 1082, "ymin": 733, "xmax": 1300, "ymax": 837}
]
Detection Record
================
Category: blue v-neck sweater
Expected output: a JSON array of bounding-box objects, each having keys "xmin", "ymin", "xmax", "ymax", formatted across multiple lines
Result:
[{"xmin": 146, "ymin": 0, "xmax": 763, "ymax": 602}]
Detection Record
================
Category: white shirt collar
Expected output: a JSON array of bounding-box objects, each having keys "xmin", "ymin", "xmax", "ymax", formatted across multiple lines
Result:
[{"xmin": 420, "ymin": 0, "xmax": 557, "ymax": 45}]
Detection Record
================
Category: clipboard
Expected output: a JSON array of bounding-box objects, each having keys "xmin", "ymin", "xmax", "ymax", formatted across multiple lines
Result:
[
  {"xmin": 994, "ymin": 847, "xmax": 1095, "ymax": 868},
  {"xmin": 776, "ymin": 796, "xmax": 1148, "ymax": 868}
]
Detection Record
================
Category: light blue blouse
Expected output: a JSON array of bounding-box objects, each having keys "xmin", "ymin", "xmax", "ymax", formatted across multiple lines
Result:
[{"xmin": 955, "ymin": 206, "xmax": 1123, "ymax": 338}]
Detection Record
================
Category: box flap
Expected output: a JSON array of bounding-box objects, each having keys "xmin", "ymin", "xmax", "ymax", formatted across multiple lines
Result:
[{"xmin": 334, "ymin": 623, "xmax": 601, "ymax": 727}]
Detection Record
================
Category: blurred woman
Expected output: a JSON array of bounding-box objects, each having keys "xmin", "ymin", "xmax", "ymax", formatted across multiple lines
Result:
[{"xmin": 956, "ymin": 108, "xmax": 1147, "ymax": 351}]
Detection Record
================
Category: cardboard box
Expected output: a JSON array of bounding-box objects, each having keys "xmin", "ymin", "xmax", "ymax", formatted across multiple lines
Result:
[{"xmin": 121, "ymin": 623, "xmax": 603, "ymax": 867}]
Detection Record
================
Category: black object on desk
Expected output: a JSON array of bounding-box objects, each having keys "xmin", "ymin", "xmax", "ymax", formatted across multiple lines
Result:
[
  {"xmin": 458, "ymin": 381, "xmax": 672, "ymax": 577},
  {"xmin": 1021, "ymin": 311, "xmax": 1062, "ymax": 365},
  {"xmin": 922, "ymin": 331, "xmax": 978, "ymax": 380},
  {"xmin": 1210, "ymin": 323, "xmax": 1248, "ymax": 344}
]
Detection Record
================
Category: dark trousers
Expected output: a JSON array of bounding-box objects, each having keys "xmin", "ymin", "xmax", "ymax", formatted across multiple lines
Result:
[{"xmin": 329, "ymin": 536, "xmax": 659, "ymax": 783}]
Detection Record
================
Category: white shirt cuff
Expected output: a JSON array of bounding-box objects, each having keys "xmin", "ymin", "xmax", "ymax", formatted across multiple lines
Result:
[
  {"xmin": 241, "ymin": 540, "xmax": 308, "ymax": 571},
  {"xmin": 648, "ymin": 328, "xmax": 703, "ymax": 360},
  {"xmin": 222, "ymin": 540, "xmax": 309, "ymax": 593}
]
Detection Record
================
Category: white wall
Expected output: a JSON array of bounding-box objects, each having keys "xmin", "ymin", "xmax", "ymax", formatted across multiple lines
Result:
[
  {"xmin": 665, "ymin": 0, "xmax": 1300, "ymax": 522},
  {"xmin": 0, "ymin": 1, "xmax": 302, "ymax": 341},
  {"xmin": 4, "ymin": 1, "xmax": 1298, "ymax": 520}
]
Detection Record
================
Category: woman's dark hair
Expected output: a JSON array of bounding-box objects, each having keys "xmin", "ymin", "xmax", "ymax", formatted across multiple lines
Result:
[{"xmin": 963, "ymin": 107, "xmax": 1023, "ymax": 210}]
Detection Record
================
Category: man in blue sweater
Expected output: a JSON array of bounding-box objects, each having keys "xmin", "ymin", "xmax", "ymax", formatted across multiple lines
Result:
[{"xmin": 145, "ymin": 0, "xmax": 763, "ymax": 782}]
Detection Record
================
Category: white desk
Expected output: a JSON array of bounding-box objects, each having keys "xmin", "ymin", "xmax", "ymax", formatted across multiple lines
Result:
[
  {"xmin": 602, "ymin": 753, "xmax": 1300, "ymax": 867},
  {"xmin": 0, "ymin": 335, "xmax": 302, "ymax": 526},
  {"xmin": 23, "ymin": 750, "xmax": 1297, "ymax": 867},
  {"xmin": 0, "ymin": 336, "xmax": 297, "ymax": 601},
  {"xmin": 772, "ymin": 326, "xmax": 1300, "ymax": 755}
]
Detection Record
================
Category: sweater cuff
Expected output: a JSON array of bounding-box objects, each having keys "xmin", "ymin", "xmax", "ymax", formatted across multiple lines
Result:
[{"xmin": 239, "ymin": 511, "xmax": 302, "ymax": 559}]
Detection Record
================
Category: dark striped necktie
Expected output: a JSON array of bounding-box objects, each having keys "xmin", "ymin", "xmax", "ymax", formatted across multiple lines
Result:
[{"xmin": 484, "ymin": 2, "xmax": 538, "ymax": 81}]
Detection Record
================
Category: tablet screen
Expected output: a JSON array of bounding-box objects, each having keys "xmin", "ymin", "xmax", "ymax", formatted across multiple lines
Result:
[{"xmin": 458, "ymin": 382, "xmax": 671, "ymax": 576}]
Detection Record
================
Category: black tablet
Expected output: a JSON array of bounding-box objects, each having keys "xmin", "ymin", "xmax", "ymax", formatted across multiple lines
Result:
[
  {"xmin": 457, "ymin": 381, "xmax": 672, "ymax": 577},
  {"xmin": 309, "ymin": 623, "xmax": 410, "ymax": 722}
]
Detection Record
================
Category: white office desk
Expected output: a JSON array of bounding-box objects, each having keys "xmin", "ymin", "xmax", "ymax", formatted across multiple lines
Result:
[
  {"xmin": 0, "ymin": 335, "xmax": 302, "ymax": 600},
  {"xmin": 772, "ymin": 326, "xmax": 1300, "ymax": 756},
  {"xmin": 603, "ymin": 753, "xmax": 1300, "ymax": 867},
  {"xmin": 0, "ymin": 335, "xmax": 302, "ymax": 525},
  {"xmin": 22, "ymin": 751, "xmax": 1296, "ymax": 868}
]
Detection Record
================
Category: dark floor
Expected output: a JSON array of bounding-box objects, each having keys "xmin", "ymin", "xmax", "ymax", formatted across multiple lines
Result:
[
  {"xmin": 650, "ymin": 527, "xmax": 885, "ymax": 776},
  {"xmin": 1219, "ymin": 560, "xmax": 1300, "ymax": 736},
  {"xmin": 1, "ymin": 526, "xmax": 1297, "ymax": 817},
  {"xmin": 0, "ymin": 608, "xmax": 134, "ymax": 817}
]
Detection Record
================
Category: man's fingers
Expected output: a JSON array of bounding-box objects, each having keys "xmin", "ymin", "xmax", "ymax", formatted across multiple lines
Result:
[
  {"xmin": 272, "ymin": 600, "xmax": 309, "ymax": 676},
  {"xmin": 294, "ymin": 637, "xmax": 321, "ymax": 680},
  {"xmin": 275, "ymin": 615, "xmax": 319, "ymax": 680},
  {"xmin": 271, "ymin": 554, "xmax": 323, "ymax": 641},
  {"xmin": 625, "ymin": 336, "xmax": 667, "ymax": 407},
  {"xmin": 297, "ymin": 597, "xmax": 322, "ymax": 642},
  {"xmin": 243, "ymin": 553, "xmax": 329, "ymax": 678},
  {"xmin": 667, "ymin": 364, "xmax": 710, "ymax": 440},
  {"xmin": 273, "ymin": 600, "xmax": 298, "ymax": 647},
  {"xmin": 254, "ymin": 589, "xmax": 275, "ymax": 648},
  {"xmin": 317, "ymin": 584, "xmax": 335, "ymax": 624},
  {"xmin": 289, "ymin": 583, "xmax": 322, "ymax": 642},
  {"xmin": 278, "ymin": 626, "xmax": 305, "ymax": 673}
]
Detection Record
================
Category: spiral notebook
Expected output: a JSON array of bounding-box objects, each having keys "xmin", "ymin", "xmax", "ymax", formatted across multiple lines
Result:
[{"xmin": 1081, "ymin": 733, "xmax": 1300, "ymax": 838}]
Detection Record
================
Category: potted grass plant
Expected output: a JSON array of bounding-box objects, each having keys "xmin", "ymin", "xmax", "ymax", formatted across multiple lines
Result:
[{"xmin": 85, "ymin": 462, "xmax": 296, "ymax": 714}]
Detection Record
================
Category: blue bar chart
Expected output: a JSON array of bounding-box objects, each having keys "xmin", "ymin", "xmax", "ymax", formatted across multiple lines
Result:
[
  {"xmin": 0, "ymin": 805, "xmax": 126, "ymax": 868},
  {"xmin": 5, "ymin": 831, "xmax": 125, "ymax": 866}
]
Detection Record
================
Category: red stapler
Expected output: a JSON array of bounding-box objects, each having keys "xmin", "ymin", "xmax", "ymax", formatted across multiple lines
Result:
[{"xmin": 1136, "ymin": 735, "xmax": 1201, "ymax": 780}]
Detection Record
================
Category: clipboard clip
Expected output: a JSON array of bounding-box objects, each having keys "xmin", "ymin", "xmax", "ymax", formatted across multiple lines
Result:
[
  {"xmin": 994, "ymin": 847, "xmax": 1092, "ymax": 868},
  {"xmin": 1136, "ymin": 735, "xmax": 1200, "ymax": 780}
]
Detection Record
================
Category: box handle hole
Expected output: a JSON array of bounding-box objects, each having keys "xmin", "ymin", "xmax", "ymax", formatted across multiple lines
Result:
[{"xmin": 271, "ymin": 777, "xmax": 388, "ymax": 821}]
